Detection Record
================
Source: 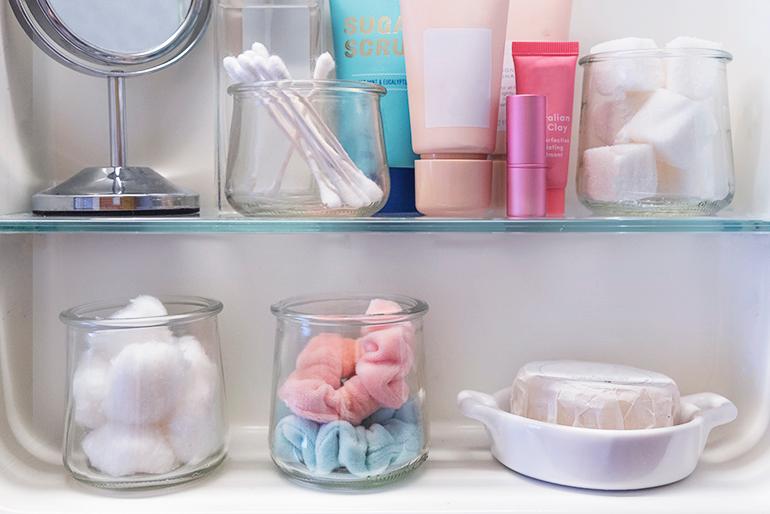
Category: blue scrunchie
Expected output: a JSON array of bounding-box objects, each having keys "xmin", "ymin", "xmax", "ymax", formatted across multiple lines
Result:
[{"xmin": 273, "ymin": 402, "xmax": 423, "ymax": 478}]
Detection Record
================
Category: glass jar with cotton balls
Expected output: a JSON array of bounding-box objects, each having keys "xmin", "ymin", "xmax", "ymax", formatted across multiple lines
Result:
[{"xmin": 61, "ymin": 296, "xmax": 227, "ymax": 489}]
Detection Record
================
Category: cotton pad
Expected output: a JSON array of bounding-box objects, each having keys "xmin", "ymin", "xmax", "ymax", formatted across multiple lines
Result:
[
  {"xmin": 72, "ymin": 349, "xmax": 109, "ymax": 430},
  {"xmin": 511, "ymin": 361, "xmax": 681, "ymax": 430},
  {"xmin": 103, "ymin": 341, "xmax": 186, "ymax": 425},
  {"xmin": 665, "ymin": 37, "xmax": 726, "ymax": 101},
  {"xmin": 82, "ymin": 423, "xmax": 177, "ymax": 477},
  {"xmin": 584, "ymin": 93, "xmax": 651, "ymax": 148},
  {"xmin": 590, "ymin": 38, "xmax": 664, "ymax": 96},
  {"xmin": 615, "ymin": 88, "xmax": 719, "ymax": 170},
  {"xmin": 590, "ymin": 37, "xmax": 659, "ymax": 56},
  {"xmin": 582, "ymin": 144, "xmax": 658, "ymax": 203},
  {"xmin": 166, "ymin": 336, "xmax": 222, "ymax": 465}
]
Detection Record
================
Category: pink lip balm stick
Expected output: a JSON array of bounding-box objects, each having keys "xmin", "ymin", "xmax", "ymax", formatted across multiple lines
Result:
[{"xmin": 507, "ymin": 95, "xmax": 547, "ymax": 218}]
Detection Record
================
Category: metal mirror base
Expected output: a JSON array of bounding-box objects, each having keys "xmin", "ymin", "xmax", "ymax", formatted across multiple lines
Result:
[{"xmin": 32, "ymin": 167, "xmax": 200, "ymax": 216}]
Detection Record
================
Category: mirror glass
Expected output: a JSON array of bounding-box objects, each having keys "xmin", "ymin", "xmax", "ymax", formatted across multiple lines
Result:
[{"xmin": 46, "ymin": 0, "xmax": 193, "ymax": 55}]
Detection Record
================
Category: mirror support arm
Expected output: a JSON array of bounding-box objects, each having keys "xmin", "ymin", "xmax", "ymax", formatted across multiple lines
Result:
[{"xmin": 108, "ymin": 76, "xmax": 127, "ymax": 169}]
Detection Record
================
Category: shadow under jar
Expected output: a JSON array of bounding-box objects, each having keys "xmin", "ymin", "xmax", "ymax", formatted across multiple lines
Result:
[
  {"xmin": 269, "ymin": 294, "xmax": 429, "ymax": 489},
  {"xmin": 61, "ymin": 296, "xmax": 227, "ymax": 489},
  {"xmin": 226, "ymin": 80, "xmax": 391, "ymax": 217},
  {"xmin": 577, "ymin": 48, "xmax": 735, "ymax": 216}
]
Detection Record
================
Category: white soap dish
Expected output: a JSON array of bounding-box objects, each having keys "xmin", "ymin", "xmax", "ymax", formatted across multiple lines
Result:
[{"xmin": 458, "ymin": 388, "xmax": 737, "ymax": 491}]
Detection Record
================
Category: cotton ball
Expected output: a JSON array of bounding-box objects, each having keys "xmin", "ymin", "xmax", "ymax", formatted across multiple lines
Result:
[
  {"xmin": 166, "ymin": 336, "xmax": 223, "ymax": 465},
  {"xmin": 88, "ymin": 326, "xmax": 174, "ymax": 360},
  {"xmin": 582, "ymin": 144, "xmax": 658, "ymax": 203},
  {"xmin": 615, "ymin": 89, "xmax": 718, "ymax": 170},
  {"xmin": 88, "ymin": 296, "xmax": 174, "ymax": 359},
  {"xmin": 665, "ymin": 37, "xmax": 725, "ymax": 101},
  {"xmin": 111, "ymin": 295, "xmax": 168, "ymax": 319},
  {"xmin": 72, "ymin": 350, "xmax": 109, "ymax": 430},
  {"xmin": 166, "ymin": 401, "xmax": 223, "ymax": 466},
  {"xmin": 82, "ymin": 423, "xmax": 176, "ymax": 477},
  {"xmin": 103, "ymin": 342, "xmax": 186, "ymax": 425}
]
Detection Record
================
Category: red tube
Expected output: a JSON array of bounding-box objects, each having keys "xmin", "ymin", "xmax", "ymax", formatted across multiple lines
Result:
[{"xmin": 512, "ymin": 41, "xmax": 579, "ymax": 217}]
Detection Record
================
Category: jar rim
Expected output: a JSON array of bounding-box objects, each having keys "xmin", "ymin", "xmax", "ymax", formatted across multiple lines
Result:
[
  {"xmin": 579, "ymin": 47, "xmax": 733, "ymax": 65},
  {"xmin": 228, "ymin": 79, "xmax": 387, "ymax": 97},
  {"xmin": 271, "ymin": 294, "xmax": 429, "ymax": 325},
  {"xmin": 60, "ymin": 295, "xmax": 223, "ymax": 328}
]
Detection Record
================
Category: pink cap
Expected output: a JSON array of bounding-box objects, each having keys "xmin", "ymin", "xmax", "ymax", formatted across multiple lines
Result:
[{"xmin": 507, "ymin": 95, "xmax": 547, "ymax": 218}]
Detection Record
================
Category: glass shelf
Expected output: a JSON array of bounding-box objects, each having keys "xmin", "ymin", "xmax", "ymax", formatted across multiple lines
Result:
[{"xmin": 1, "ymin": 213, "xmax": 770, "ymax": 234}]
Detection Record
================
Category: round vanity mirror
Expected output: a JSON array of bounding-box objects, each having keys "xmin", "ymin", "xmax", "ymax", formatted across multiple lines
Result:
[
  {"xmin": 9, "ymin": 0, "xmax": 211, "ymax": 215},
  {"xmin": 46, "ymin": 0, "xmax": 194, "ymax": 56}
]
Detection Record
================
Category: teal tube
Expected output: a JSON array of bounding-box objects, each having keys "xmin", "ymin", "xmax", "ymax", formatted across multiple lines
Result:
[{"xmin": 329, "ymin": 0, "xmax": 417, "ymax": 170}]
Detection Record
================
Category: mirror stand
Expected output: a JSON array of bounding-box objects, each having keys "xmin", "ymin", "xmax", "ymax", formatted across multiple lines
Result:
[{"xmin": 32, "ymin": 77, "xmax": 200, "ymax": 216}]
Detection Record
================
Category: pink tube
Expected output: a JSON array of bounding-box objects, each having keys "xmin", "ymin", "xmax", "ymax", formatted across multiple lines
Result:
[{"xmin": 511, "ymin": 41, "xmax": 579, "ymax": 217}]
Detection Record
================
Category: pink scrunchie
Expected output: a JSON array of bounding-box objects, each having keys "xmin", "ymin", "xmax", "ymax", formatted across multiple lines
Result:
[{"xmin": 278, "ymin": 301, "xmax": 415, "ymax": 424}]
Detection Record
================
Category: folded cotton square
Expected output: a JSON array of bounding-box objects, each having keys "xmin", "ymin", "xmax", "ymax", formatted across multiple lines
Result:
[
  {"xmin": 82, "ymin": 423, "xmax": 177, "ymax": 477},
  {"xmin": 583, "ymin": 92, "xmax": 651, "ymax": 149},
  {"xmin": 590, "ymin": 38, "xmax": 663, "ymax": 96},
  {"xmin": 582, "ymin": 144, "xmax": 658, "ymax": 202},
  {"xmin": 666, "ymin": 37, "xmax": 725, "ymax": 101},
  {"xmin": 511, "ymin": 361, "xmax": 681, "ymax": 430},
  {"xmin": 615, "ymin": 88, "xmax": 719, "ymax": 170}
]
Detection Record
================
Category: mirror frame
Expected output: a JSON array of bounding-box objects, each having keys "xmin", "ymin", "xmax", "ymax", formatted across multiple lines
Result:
[{"xmin": 9, "ymin": 0, "xmax": 211, "ymax": 77}]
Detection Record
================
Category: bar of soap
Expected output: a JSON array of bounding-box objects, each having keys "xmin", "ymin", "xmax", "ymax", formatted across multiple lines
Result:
[{"xmin": 511, "ymin": 361, "xmax": 680, "ymax": 430}]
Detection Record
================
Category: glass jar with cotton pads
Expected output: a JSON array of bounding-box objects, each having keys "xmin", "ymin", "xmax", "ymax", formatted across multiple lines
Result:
[
  {"xmin": 225, "ymin": 80, "xmax": 391, "ymax": 217},
  {"xmin": 576, "ymin": 42, "xmax": 735, "ymax": 216},
  {"xmin": 269, "ymin": 294, "xmax": 429, "ymax": 489},
  {"xmin": 61, "ymin": 296, "xmax": 227, "ymax": 489}
]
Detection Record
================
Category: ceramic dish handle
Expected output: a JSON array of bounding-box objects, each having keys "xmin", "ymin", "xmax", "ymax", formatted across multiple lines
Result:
[
  {"xmin": 458, "ymin": 390, "xmax": 502, "ymax": 433},
  {"xmin": 681, "ymin": 393, "xmax": 738, "ymax": 447}
]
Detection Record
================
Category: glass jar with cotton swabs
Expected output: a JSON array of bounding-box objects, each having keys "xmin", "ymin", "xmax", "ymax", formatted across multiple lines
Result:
[{"xmin": 223, "ymin": 44, "xmax": 390, "ymax": 217}]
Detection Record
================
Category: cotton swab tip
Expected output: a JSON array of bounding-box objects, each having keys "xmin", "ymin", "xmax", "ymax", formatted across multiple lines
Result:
[
  {"xmin": 251, "ymin": 42, "xmax": 270, "ymax": 59},
  {"xmin": 313, "ymin": 52, "xmax": 336, "ymax": 80}
]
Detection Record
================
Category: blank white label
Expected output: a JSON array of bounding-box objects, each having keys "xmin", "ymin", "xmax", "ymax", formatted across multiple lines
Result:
[{"xmin": 423, "ymin": 28, "xmax": 492, "ymax": 129}]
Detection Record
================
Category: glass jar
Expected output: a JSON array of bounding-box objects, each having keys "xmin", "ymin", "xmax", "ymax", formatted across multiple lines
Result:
[
  {"xmin": 577, "ymin": 48, "xmax": 735, "ymax": 216},
  {"xmin": 226, "ymin": 80, "xmax": 391, "ymax": 217},
  {"xmin": 216, "ymin": 0, "xmax": 325, "ymax": 213},
  {"xmin": 269, "ymin": 294, "xmax": 429, "ymax": 489},
  {"xmin": 61, "ymin": 296, "xmax": 227, "ymax": 489}
]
